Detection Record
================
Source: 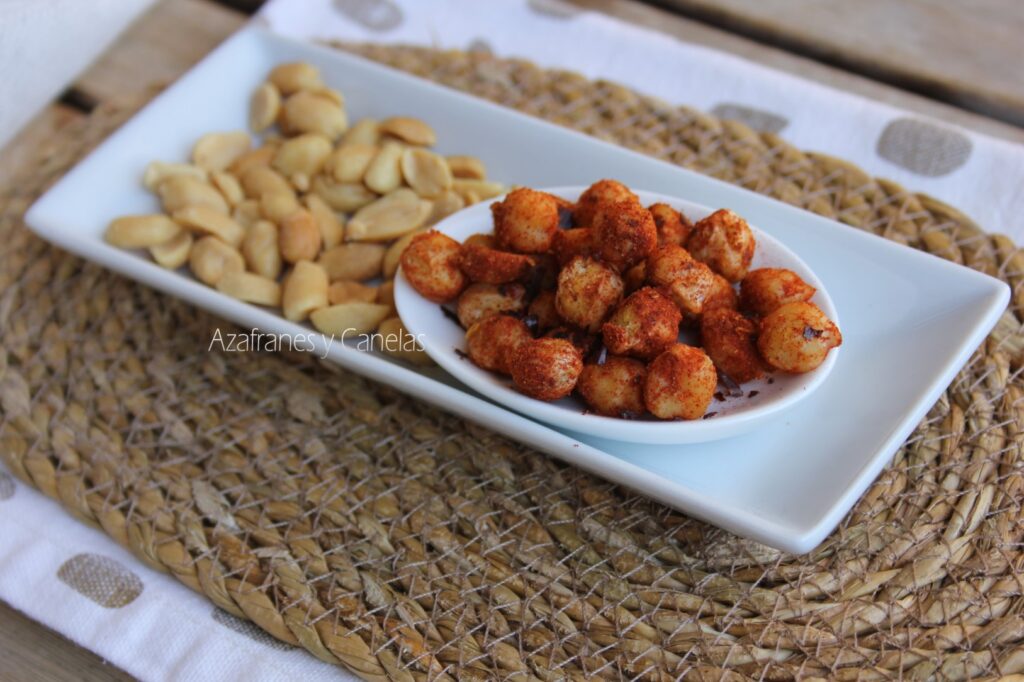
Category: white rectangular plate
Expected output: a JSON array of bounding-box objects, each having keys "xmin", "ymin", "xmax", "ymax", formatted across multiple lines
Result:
[{"xmin": 26, "ymin": 26, "xmax": 1008, "ymax": 554}]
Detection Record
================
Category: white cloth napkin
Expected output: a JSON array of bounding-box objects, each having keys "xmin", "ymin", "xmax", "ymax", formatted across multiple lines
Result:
[{"xmin": 4, "ymin": 2, "xmax": 1024, "ymax": 681}]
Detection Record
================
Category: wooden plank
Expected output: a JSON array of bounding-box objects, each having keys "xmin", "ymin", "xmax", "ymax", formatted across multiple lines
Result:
[
  {"xmin": 0, "ymin": 104, "xmax": 84, "ymax": 189},
  {"xmin": 650, "ymin": 0, "xmax": 1024, "ymax": 127}
]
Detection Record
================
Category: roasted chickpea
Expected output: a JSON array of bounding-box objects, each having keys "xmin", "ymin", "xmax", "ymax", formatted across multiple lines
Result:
[
  {"xmin": 491, "ymin": 187, "xmax": 559, "ymax": 253},
  {"xmin": 464, "ymin": 233, "xmax": 496, "ymax": 248},
  {"xmin": 757, "ymin": 302, "xmax": 841, "ymax": 373},
  {"xmin": 740, "ymin": 268, "xmax": 816, "ymax": 316},
  {"xmin": 647, "ymin": 244, "xmax": 715, "ymax": 315},
  {"xmin": 573, "ymin": 179, "xmax": 639, "ymax": 227},
  {"xmin": 602, "ymin": 287, "xmax": 681, "ymax": 360},
  {"xmin": 465, "ymin": 314, "xmax": 533, "ymax": 375},
  {"xmin": 544, "ymin": 326, "xmax": 599, "ymax": 357},
  {"xmin": 555, "ymin": 256, "xmax": 624, "ymax": 332},
  {"xmin": 704, "ymin": 273, "xmax": 739, "ymax": 312},
  {"xmin": 509, "ymin": 338, "xmax": 583, "ymax": 401},
  {"xmin": 648, "ymin": 203, "xmax": 692, "ymax": 246},
  {"xmin": 527, "ymin": 290, "xmax": 562, "ymax": 333},
  {"xmin": 457, "ymin": 282, "xmax": 528, "ymax": 329},
  {"xmin": 592, "ymin": 201, "xmax": 657, "ymax": 272},
  {"xmin": 400, "ymin": 230, "xmax": 466, "ymax": 303},
  {"xmin": 552, "ymin": 228, "xmax": 593, "ymax": 266},
  {"xmin": 644, "ymin": 344, "xmax": 717, "ymax": 420},
  {"xmin": 687, "ymin": 209, "xmax": 756, "ymax": 282},
  {"xmin": 700, "ymin": 308, "xmax": 765, "ymax": 384},
  {"xmin": 623, "ymin": 262, "xmax": 647, "ymax": 293},
  {"xmin": 458, "ymin": 244, "xmax": 534, "ymax": 284},
  {"xmin": 578, "ymin": 356, "xmax": 646, "ymax": 417},
  {"xmin": 526, "ymin": 252, "xmax": 560, "ymax": 292}
]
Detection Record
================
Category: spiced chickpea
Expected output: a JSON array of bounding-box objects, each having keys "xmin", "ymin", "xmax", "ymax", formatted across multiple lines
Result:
[
  {"xmin": 704, "ymin": 273, "xmax": 739, "ymax": 312},
  {"xmin": 648, "ymin": 203, "xmax": 692, "ymax": 246},
  {"xmin": 757, "ymin": 301, "xmax": 841, "ymax": 373},
  {"xmin": 647, "ymin": 244, "xmax": 715, "ymax": 316},
  {"xmin": 509, "ymin": 338, "xmax": 583, "ymax": 401},
  {"xmin": 700, "ymin": 308, "xmax": 764, "ymax": 384},
  {"xmin": 555, "ymin": 255, "xmax": 624, "ymax": 332},
  {"xmin": 527, "ymin": 290, "xmax": 561, "ymax": 333},
  {"xmin": 591, "ymin": 201, "xmax": 657, "ymax": 272},
  {"xmin": 740, "ymin": 268, "xmax": 816, "ymax": 316},
  {"xmin": 458, "ymin": 244, "xmax": 534, "ymax": 284},
  {"xmin": 644, "ymin": 344, "xmax": 717, "ymax": 420},
  {"xmin": 400, "ymin": 230, "xmax": 466, "ymax": 303},
  {"xmin": 465, "ymin": 315, "xmax": 533, "ymax": 375},
  {"xmin": 687, "ymin": 209, "xmax": 756, "ymax": 282},
  {"xmin": 544, "ymin": 326, "xmax": 599, "ymax": 357},
  {"xmin": 623, "ymin": 262, "xmax": 647, "ymax": 293},
  {"xmin": 573, "ymin": 179, "xmax": 639, "ymax": 227},
  {"xmin": 551, "ymin": 228, "xmax": 593, "ymax": 266},
  {"xmin": 602, "ymin": 287, "xmax": 681, "ymax": 360},
  {"xmin": 456, "ymin": 282, "xmax": 528, "ymax": 329},
  {"xmin": 491, "ymin": 187, "xmax": 559, "ymax": 253},
  {"xmin": 577, "ymin": 356, "xmax": 646, "ymax": 417}
]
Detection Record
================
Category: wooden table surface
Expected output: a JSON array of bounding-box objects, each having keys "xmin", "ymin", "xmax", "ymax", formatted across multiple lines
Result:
[{"xmin": 1, "ymin": 0, "xmax": 1022, "ymax": 679}]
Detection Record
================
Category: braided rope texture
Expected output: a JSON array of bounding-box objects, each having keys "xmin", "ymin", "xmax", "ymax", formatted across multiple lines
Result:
[{"xmin": 2, "ymin": 44, "xmax": 1024, "ymax": 680}]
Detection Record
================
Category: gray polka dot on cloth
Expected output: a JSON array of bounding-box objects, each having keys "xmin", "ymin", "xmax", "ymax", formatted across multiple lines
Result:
[
  {"xmin": 57, "ymin": 554, "xmax": 143, "ymax": 608},
  {"xmin": 212, "ymin": 608, "xmax": 295, "ymax": 651},
  {"xmin": 528, "ymin": 0, "xmax": 583, "ymax": 19},
  {"xmin": 876, "ymin": 117, "xmax": 972, "ymax": 177},
  {"xmin": 0, "ymin": 471, "xmax": 15, "ymax": 500},
  {"xmin": 333, "ymin": 0, "xmax": 403, "ymax": 31},
  {"xmin": 711, "ymin": 103, "xmax": 789, "ymax": 134}
]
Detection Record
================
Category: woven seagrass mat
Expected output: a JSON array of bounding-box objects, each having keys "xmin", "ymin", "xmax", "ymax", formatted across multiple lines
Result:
[{"xmin": 3, "ymin": 43, "xmax": 1024, "ymax": 680}]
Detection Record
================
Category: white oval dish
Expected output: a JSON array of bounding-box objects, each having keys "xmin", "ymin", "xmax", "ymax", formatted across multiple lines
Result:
[{"xmin": 396, "ymin": 187, "xmax": 840, "ymax": 444}]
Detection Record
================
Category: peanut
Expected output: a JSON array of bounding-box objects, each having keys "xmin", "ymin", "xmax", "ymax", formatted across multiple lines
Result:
[
  {"xmin": 279, "ymin": 208, "xmax": 322, "ymax": 263},
  {"xmin": 380, "ymin": 116, "xmax": 436, "ymax": 146},
  {"xmin": 229, "ymin": 145, "xmax": 277, "ymax": 176},
  {"xmin": 452, "ymin": 179, "xmax": 506, "ymax": 203},
  {"xmin": 363, "ymin": 141, "xmax": 403, "ymax": 194},
  {"xmin": 268, "ymin": 62, "xmax": 323, "ymax": 95},
  {"xmin": 159, "ymin": 175, "xmax": 229, "ymax": 214},
  {"xmin": 242, "ymin": 220, "xmax": 282, "ymax": 279},
  {"xmin": 310, "ymin": 302, "xmax": 390, "ymax": 337},
  {"xmin": 318, "ymin": 243, "xmax": 386, "ymax": 281},
  {"xmin": 189, "ymin": 236, "xmax": 244, "ymax": 286},
  {"xmin": 426, "ymin": 190, "xmax": 466, "ymax": 225},
  {"xmin": 445, "ymin": 155, "xmax": 486, "ymax": 180},
  {"xmin": 260, "ymin": 191, "xmax": 301, "ymax": 224},
  {"xmin": 272, "ymin": 133, "xmax": 332, "ymax": 179},
  {"xmin": 211, "ymin": 171, "xmax": 244, "ymax": 207},
  {"xmin": 341, "ymin": 118, "xmax": 380, "ymax": 146},
  {"xmin": 105, "ymin": 214, "xmax": 182, "ymax": 248},
  {"xmin": 305, "ymin": 194, "xmax": 345, "ymax": 248},
  {"xmin": 149, "ymin": 230, "xmax": 193, "ymax": 269},
  {"xmin": 312, "ymin": 176, "xmax": 377, "ymax": 213},
  {"xmin": 192, "ymin": 131, "xmax": 251, "ymax": 172},
  {"xmin": 327, "ymin": 143, "xmax": 377, "ymax": 183},
  {"xmin": 382, "ymin": 229, "xmax": 423, "ymax": 279},
  {"xmin": 328, "ymin": 280, "xmax": 378, "ymax": 305},
  {"xmin": 378, "ymin": 279, "xmax": 396, "ymax": 315},
  {"xmin": 216, "ymin": 271, "xmax": 282, "ymax": 307},
  {"xmin": 377, "ymin": 317, "xmax": 432, "ymax": 366},
  {"xmin": 250, "ymin": 82, "xmax": 281, "ymax": 132},
  {"xmin": 241, "ymin": 165, "xmax": 293, "ymax": 199},
  {"xmin": 142, "ymin": 161, "xmax": 207, "ymax": 191},
  {"xmin": 173, "ymin": 205, "xmax": 246, "ymax": 248},
  {"xmin": 232, "ymin": 199, "xmax": 262, "ymax": 229},
  {"xmin": 401, "ymin": 148, "xmax": 453, "ymax": 199},
  {"xmin": 281, "ymin": 91, "xmax": 347, "ymax": 140},
  {"xmin": 282, "ymin": 260, "xmax": 328, "ymax": 321},
  {"xmin": 347, "ymin": 188, "xmax": 432, "ymax": 242}
]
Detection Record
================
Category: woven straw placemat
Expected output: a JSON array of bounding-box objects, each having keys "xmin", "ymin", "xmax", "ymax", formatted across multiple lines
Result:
[{"xmin": 2, "ymin": 44, "xmax": 1024, "ymax": 680}]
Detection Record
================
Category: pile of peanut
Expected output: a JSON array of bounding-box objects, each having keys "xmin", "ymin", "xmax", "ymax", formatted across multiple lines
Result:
[{"xmin": 105, "ymin": 61, "xmax": 505, "ymax": 365}]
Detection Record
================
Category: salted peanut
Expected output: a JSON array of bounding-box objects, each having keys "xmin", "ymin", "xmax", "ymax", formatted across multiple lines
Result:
[
  {"xmin": 465, "ymin": 315, "xmax": 532, "ymax": 375},
  {"xmin": 268, "ymin": 62, "xmax": 323, "ymax": 95},
  {"xmin": 312, "ymin": 87, "xmax": 344, "ymax": 107},
  {"xmin": 461, "ymin": 189, "xmax": 481, "ymax": 205},
  {"xmin": 347, "ymin": 188, "xmax": 432, "ymax": 242},
  {"xmin": 192, "ymin": 131, "xmax": 251, "ymax": 172},
  {"xmin": 279, "ymin": 209, "xmax": 322, "ymax": 264},
  {"xmin": 426, "ymin": 190, "xmax": 466, "ymax": 226},
  {"xmin": 644, "ymin": 344, "xmax": 717, "ymax": 420},
  {"xmin": 555, "ymin": 255, "xmax": 624, "ymax": 333},
  {"xmin": 159, "ymin": 175, "xmax": 229, "ymax": 214},
  {"xmin": 456, "ymin": 282, "xmax": 528, "ymax": 329},
  {"xmin": 312, "ymin": 176, "xmax": 377, "ymax": 212},
  {"xmin": 578, "ymin": 356, "xmax": 647, "ymax": 417},
  {"xmin": 250, "ymin": 82, "xmax": 281, "ymax": 132},
  {"xmin": 318, "ymin": 243, "xmax": 386, "ymax": 281},
  {"xmin": 452, "ymin": 179, "xmax": 505, "ymax": 203},
  {"xmin": 382, "ymin": 229, "xmax": 422, "ymax": 279},
  {"xmin": 687, "ymin": 209, "xmax": 756, "ymax": 282},
  {"xmin": 592, "ymin": 200, "xmax": 657, "ymax": 272},
  {"xmin": 216, "ymin": 271, "xmax": 282, "ymax": 307},
  {"xmin": 341, "ymin": 118, "xmax": 381, "ymax": 146},
  {"xmin": 364, "ymin": 141, "xmax": 404, "ymax": 195},
  {"xmin": 705, "ymin": 273, "xmax": 739, "ymax": 312},
  {"xmin": 758, "ymin": 301, "xmax": 841, "ymax": 374},
  {"xmin": 623, "ymin": 262, "xmax": 646, "ymax": 293},
  {"xmin": 647, "ymin": 244, "xmax": 715, "ymax": 315},
  {"xmin": 401, "ymin": 148, "xmax": 453, "ymax": 199},
  {"xmin": 378, "ymin": 279, "xmax": 396, "ymax": 314},
  {"xmin": 282, "ymin": 260, "xmax": 329, "ymax": 321},
  {"xmin": 380, "ymin": 116, "xmax": 436, "ymax": 146},
  {"xmin": 602, "ymin": 287, "xmax": 681, "ymax": 360},
  {"xmin": 105, "ymin": 214, "xmax": 181, "ymax": 248},
  {"xmin": 457, "ymin": 244, "xmax": 533, "ymax": 285},
  {"xmin": 142, "ymin": 161, "xmax": 207, "ymax": 191},
  {"xmin": 310, "ymin": 302, "xmax": 390, "ymax": 337},
  {"xmin": 574, "ymin": 179, "xmax": 639, "ymax": 227},
  {"xmin": 281, "ymin": 91, "xmax": 347, "ymax": 140},
  {"xmin": 232, "ymin": 199, "xmax": 262, "ymax": 229},
  {"xmin": 328, "ymin": 280, "xmax": 378, "ymax": 305},
  {"xmin": 527, "ymin": 290, "xmax": 561, "ymax": 332},
  {"xmin": 240, "ymin": 165, "xmax": 293, "ymax": 199},
  {"xmin": 377, "ymin": 317, "xmax": 432, "ymax": 366},
  {"xmin": 327, "ymin": 143, "xmax": 377, "ymax": 183},
  {"xmin": 211, "ymin": 171, "xmax": 244, "ymax": 207},
  {"xmin": 242, "ymin": 220, "xmax": 282, "ymax": 280},
  {"xmin": 173, "ymin": 205, "xmax": 245, "ymax": 248},
  {"xmin": 400, "ymin": 230, "xmax": 466, "ymax": 303},
  {"xmin": 740, "ymin": 268, "xmax": 815, "ymax": 317},
  {"xmin": 304, "ymin": 194, "xmax": 345, "ymax": 249},
  {"xmin": 464, "ymin": 233, "xmax": 495, "ymax": 248},
  {"xmin": 149, "ymin": 230, "xmax": 193, "ymax": 269},
  {"xmin": 649, "ymin": 203, "xmax": 692, "ymax": 246},
  {"xmin": 189, "ymin": 236, "xmax": 244, "ymax": 286},
  {"xmin": 551, "ymin": 228, "xmax": 593, "ymax": 265},
  {"xmin": 291, "ymin": 173, "xmax": 311, "ymax": 193},
  {"xmin": 492, "ymin": 187, "xmax": 559, "ymax": 253},
  {"xmin": 510, "ymin": 338, "xmax": 583, "ymax": 401},
  {"xmin": 260, "ymin": 191, "xmax": 301, "ymax": 224},
  {"xmin": 229, "ymin": 145, "xmax": 277, "ymax": 176},
  {"xmin": 701, "ymin": 307, "xmax": 764, "ymax": 384},
  {"xmin": 272, "ymin": 133, "xmax": 332, "ymax": 179},
  {"xmin": 446, "ymin": 155, "xmax": 486, "ymax": 180}
]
